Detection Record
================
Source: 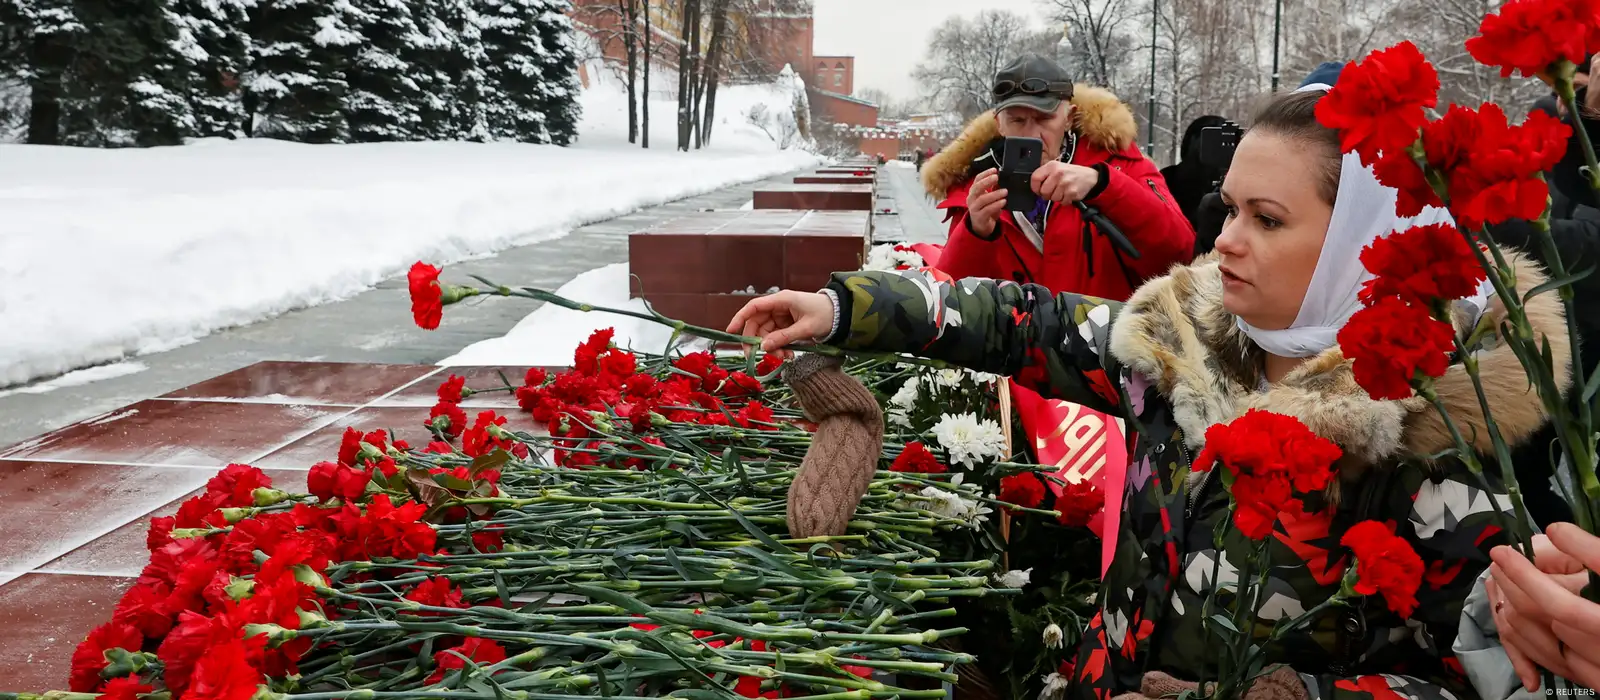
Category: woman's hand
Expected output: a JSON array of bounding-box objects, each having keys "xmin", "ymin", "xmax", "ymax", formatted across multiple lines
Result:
[
  {"xmin": 1489, "ymin": 523, "xmax": 1600, "ymax": 691},
  {"xmin": 725, "ymin": 290, "xmax": 835, "ymax": 358},
  {"xmin": 966, "ymin": 168, "xmax": 1008, "ymax": 236}
]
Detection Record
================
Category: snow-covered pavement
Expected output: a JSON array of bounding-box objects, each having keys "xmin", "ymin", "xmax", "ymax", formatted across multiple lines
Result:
[{"xmin": 0, "ymin": 81, "xmax": 820, "ymax": 389}]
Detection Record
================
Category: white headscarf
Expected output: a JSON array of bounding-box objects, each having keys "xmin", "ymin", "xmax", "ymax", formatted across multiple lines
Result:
[{"xmin": 1235, "ymin": 84, "xmax": 1492, "ymax": 358}]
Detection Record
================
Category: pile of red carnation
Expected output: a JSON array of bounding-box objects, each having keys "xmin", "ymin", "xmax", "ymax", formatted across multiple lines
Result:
[
  {"xmin": 994, "ymin": 471, "xmax": 1105, "ymax": 529},
  {"xmin": 1193, "ymin": 409, "xmax": 1343, "ymax": 540},
  {"xmin": 512, "ymin": 329, "xmax": 785, "ymax": 468},
  {"xmin": 71, "ymin": 378, "xmax": 517, "ymax": 698}
]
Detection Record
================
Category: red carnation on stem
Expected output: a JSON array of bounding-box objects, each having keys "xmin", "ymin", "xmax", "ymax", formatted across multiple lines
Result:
[
  {"xmin": 1056, "ymin": 480, "xmax": 1105, "ymax": 528},
  {"xmin": 737, "ymin": 400, "xmax": 776, "ymax": 429},
  {"xmin": 428, "ymin": 638, "xmax": 509, "ymax": 684},
  {"xmin": 1465, "ymin": 0, "xmax": 1600, "ymax": 78},
  {"xmin": 1358, "ymin": 223, "xmax": 1487, "ymax": 306},
  {"xmin": 1341, "ymin": 520, "xmax": 1425, "ymax": 618},
  {"xmin": 1315, "ymin": 42, "xmax": 1438, "ymax": 165},
  {"xmin": 1337, "ymin": 297, "xmax": 1457, "ymax": 400},
  {"xmin": 721, "ymin": 371, "xmax": 764, "ymax": 398},
  {"xmin": 574, "ymin": 328, "xmax": 615, "ymax": 375},
  {"xmin": 675, "ymin": 352, "xmax": 728, "ymax": 391},
  {"xmin": 1192, "ymin": 410, "xmax": 1343, "ymax": 540},
  {"xmin": 999, "ymin": 473, "xmax": 1047, "ymax": 510},
  {"xmin": 147, "ymin": 515, "xmax": 177, "ymax": 552},
  {"xmin": 100, "ymin": 676, "xmax": 155, "ymax": 700},
  {"xmin": 429, "ymin": 399, "xmax": 469, "ymax": 438},
  {"xmin": 409, "ymin": 262, "xmax": 445, "ymax": 330},
  {"xmin": 308, "ymin": 461, "xmax": 369, "ymax": 503},
  {"xmin": 185, "ymin": 637, "xmax": 267, "ymax": 700},
  {"xmin": 525, "ymin": 367, "xmax": 548, "ymax": 387},
  {"xmin": 599, "ymin": 348, "xmax": 638, "ymax": 378},
  {"xmin": 113, "ymin": 580, "xmax": 175, "ymax": 638},
  {"xmin": 70, "ymin": 622, "xmax": 143, "ymax": 691},
  {"xmin": 405, "ymin": 576, "xmax": 470, "ymax": 613},
  {"xmin": 351, "ymin": 494, "xmax": 437, "ymax": 560},
  {"xmin": 204, "ymin": 463, "xmax": 272, "ymax": 508},
  {"xmin": 1445, "ymin": 107, "xmax": 1571, "ymax": 230},
  {"xmin": 890, "ymin": 442, "xmax": 948, "ymax": 474},
  {"xmin": 438, "ymin": 374, "xmax": 467, "ymax": 402},
  {"xmin": 756, "ymin": 354, "xmax": 785, "ymax": 376},
  {"xmin": 1372, "ymin": 151, "xmax": 1443, "ymax": 218}
]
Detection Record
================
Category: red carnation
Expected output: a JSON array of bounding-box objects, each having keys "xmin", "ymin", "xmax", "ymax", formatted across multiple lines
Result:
[
  {"xmin": 424, "ymin": 441, "xmax": 454, "ymax": 454},
  {"xmin": 156, "ymin": 611, "xmax": 236, "ymax": 695},
  {"xmin": 146, "ymin": 538, "xmax": 218, "ymax": 588},
  {"xmin": 890, "ymin": 442, "xmax": 948, "ymax": 474},
  {"xmin": 409, "ymin": 262, "xmax": 445, "ymax": 330},
  {"xmin": 1446, "ymin": 107, "xmax": 1571, "ymax": 230},
  {"xmin": 1358, "ymin": 224, "xmax": 1487, "ymax": 306},
  {"xmin": 575, "ymin": 328, "xmax": 615, "ymax": 375},
  {"xmin": 100, "ymin": 676, "xmax": 154, "ymax": 700},
  {"xmin": 113, "ymin": 580, "xmax": 175, "ymax": 638},
  {"xmin": 185, "ymin": 637, "xmax": 267, "ymax": 700},
  {"xmin": 756, "ymin": 354, "xmax": 785, "ymax": 376},
  {"xmin": 1466, "ymin": 0, "xmax": 1600, "ymax": 78},
  {"xmin": 463, "ymin": 410, "xmax": 517, "ymax": 457},
  {"xmin": 427, "ymin": 638, "xmax": 509, "ymax": 684},
  {"xmin": 147, "ymin": 516, "xmax": 177, "ymax": 552},
  {"xmin": 307, "ymin": 461, "xmax": 368, "ymax": 503},
  {"xmin": 337, "ymin": 426, "xmax": 364, "ymax": 466},
  {"xmin": 1056, "ymin": 480, "xmax": 1104, "ymax": 528},
  {"xmin": 1341, "ymin": 520, "xmax": 1425, "ymax": 618},
  {"xmin": 1372, "ymin": 152, "xmax": 1442, "ymax": 218},
  {"xmin": 674, "ymin": 352, "xmax": 728, "ymax": 390},
  {"xmin": 599, "ymin": 348, "xmax": 638, "ymax": 378},
  {"xmin": 1191, "ymin": 410, "xmax": 1343, "ymax": 540},
  {"xmin": 174, "ymin": 491, "xmax": 227, "ymax": 529},
  {"xmin": 525, "ymin": 367, "xmax": 548, "ymax": 387},
  {"xmin": 1316, "ymin": 42, "xmax": 1438, "ymax": 165},
  {"xmin": 429, "ymin": 399, "xmax": 469, "ymax": 438},
  {"xmin": 70, "ymin": 622, "xmax": 143, "ymax": 691},
  {"xmin": 1338, "ymin": 297, "xmax": 1457, "ymax": 400},
  {"xmin": 998, "ymin": 473, "xmax": 1047, "ymax": 509},
  {"xmin": 438, "ymin": 374, "xmax": 467, "ymax": 402},
  {"xmin": 204, "ymin": 464, "xmax": 272, "ymax": 508},
  {"xmin": 352, "ymin": 494, "xmax": 437, "ymax": 560},
  {"xmin": 721, "ymin": 371, "xmax": 764, "ymax": 398},
  {"xmin": 736, "ymin": 400, "xmax": 776, "ymax": 429}
]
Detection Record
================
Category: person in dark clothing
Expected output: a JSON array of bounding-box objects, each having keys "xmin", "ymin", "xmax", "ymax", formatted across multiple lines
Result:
[
  {"xmin": 1159, "ymin": 115, "xmax": 1228, "ymax": 234},
  {"xmin": 915, "ymin": 148, "xmax": 927, "ymax": 172}
]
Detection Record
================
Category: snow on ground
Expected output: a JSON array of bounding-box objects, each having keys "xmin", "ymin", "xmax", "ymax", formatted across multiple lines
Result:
[
  {"xmin": 0, "ymin": 362, "xmax": 148, "ymax": 400},
  {"xmin": 0, "ymin": 77, "xmax": 819, "ymax": 388},
  {"xmin": 440, "ymin": 263, "xmax": 704, "ymax": 366}
]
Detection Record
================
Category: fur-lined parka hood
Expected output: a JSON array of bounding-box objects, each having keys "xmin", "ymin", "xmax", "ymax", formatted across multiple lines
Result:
[
  {"xmin": 1107, "ymin": 250, "xmax": 1571, "ymax": 468},
  {"xmin": 921, "ymin": 85, "xmax": 1140, "ymax": 198}
]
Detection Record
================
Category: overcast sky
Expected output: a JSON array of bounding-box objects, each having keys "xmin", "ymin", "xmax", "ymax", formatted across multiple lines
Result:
[{"xmin": 811, "ymin": 0, "xmax": 1054, "ymax": 102}]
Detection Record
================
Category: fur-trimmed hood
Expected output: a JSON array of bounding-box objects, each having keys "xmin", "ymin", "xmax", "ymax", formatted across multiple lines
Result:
[
  {"xmin": 921, "ymin": 85, "xmax": 1140, "ymax": 198},
  {"xmin": 1107, "ymin": 251, "xmax": 1571, "ymax": 469}
]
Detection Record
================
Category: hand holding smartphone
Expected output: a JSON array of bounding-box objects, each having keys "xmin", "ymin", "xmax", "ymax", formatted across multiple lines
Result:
[{"xmin": 1000, "ymin": 137, "xmax": 1044, "ymax": 212}]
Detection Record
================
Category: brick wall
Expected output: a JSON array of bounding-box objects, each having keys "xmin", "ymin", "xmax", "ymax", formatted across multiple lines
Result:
[
  {"xmin": 812, "ymin": 55, "xmax": 854, "ymax": 95},
  {"xmin": 811, "ymin": 90, "xmax": 877, "ymax": 128}
]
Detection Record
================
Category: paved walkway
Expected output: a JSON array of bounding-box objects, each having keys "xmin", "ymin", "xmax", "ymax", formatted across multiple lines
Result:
[
  {"xmin": 873, "ymin": 162, "xmax": 949, "ymax": 244},
  {"xmin": 0, "ymin": 170, "xmax": 804, "ymax": 449}
]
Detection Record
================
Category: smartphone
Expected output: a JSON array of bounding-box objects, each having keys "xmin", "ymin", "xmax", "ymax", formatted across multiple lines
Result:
[
  {"xmin": 1197, "ymin": 122, "xmax": 1242, "ymax": 171},
  {"xmin": 1000, "ymin": 136, "xmax": 1043, "ymax": 212}
]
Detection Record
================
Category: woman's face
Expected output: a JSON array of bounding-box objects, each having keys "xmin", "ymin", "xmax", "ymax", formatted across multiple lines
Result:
[
  {"xmin": 1214, "ymin": 131, "xmax": 1336, "ymax": 331},
  {"xmin": 997, "ymin": 104, "xmax": 1071, "ymax": 158}
]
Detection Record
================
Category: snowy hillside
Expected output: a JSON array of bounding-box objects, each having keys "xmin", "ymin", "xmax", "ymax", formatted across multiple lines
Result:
[{"xmin": 0, "ymin": 78, "xmax": 820, "ymax": 388}]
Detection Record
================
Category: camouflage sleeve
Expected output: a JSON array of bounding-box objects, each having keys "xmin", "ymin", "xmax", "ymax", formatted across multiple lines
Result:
[
  {"xmin": 824, "ymin": 270, "xmax": 1125, "ymax": 413},
  {"xmin": 1303, "ymin": 465, "xmax": 1515, "ymax": 700}
]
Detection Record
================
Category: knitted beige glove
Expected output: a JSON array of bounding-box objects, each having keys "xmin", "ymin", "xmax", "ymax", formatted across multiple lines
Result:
[{"xmin": 783, "ymin": 354, "xmax": 884, "ymax": 539}]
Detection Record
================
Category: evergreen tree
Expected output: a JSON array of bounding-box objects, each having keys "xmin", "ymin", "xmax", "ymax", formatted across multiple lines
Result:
[
  {"xmin": 247, "ymin": 0, "xmax": 356, "ymax": 143},
  {"xmin": 0, "ymin": 0, "xmax": 83, "ymax": 144},
  {"xmin": 343, "ymin": 0, "xmax": 424, "ymax": 141},
  {"xmin": 404, "ymin": 0, "xmax": 456, "ymax": 140},
  {"xmin": 475, "ymin": 0, "xmax": 548, "ymax": 142},
  {"xmin": 441, "ymin": 0, "xmax": 489, "ymax": 141},
  {"xmin": 531, "ymin": 0, "xmax": 580, "ymax": 144},
  {"xmin": 57, "ymin": 0, "xmax": 192, "ymax": 146},
  {"xmin": 167, "ymin": 0, "xmax": 251, "ymax": 138}
]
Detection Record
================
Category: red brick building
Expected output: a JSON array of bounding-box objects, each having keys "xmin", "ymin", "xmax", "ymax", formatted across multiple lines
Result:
[{"xmin": 812, "ymin": 55, "xmax": 854, "ymax": 95}]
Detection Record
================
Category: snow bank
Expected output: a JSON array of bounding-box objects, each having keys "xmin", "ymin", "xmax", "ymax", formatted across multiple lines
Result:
[
  {"xmin": 440, "ymin": 263, "xmax": 699, "ymax": 366},
  {"xmin": 0, "ymin": 78, "xmax": 819, "ymax": 387}
]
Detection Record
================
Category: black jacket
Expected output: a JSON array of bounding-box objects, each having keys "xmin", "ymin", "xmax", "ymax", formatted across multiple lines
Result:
[{"xmin": 1159, "ymin": 116, "xmax": 1227, "ymax": 244}]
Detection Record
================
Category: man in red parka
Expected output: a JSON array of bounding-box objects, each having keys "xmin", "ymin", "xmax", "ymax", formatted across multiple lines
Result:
[{"xmin": 923, "ymin": 55, "xmax": 1194, "ymax": 299}]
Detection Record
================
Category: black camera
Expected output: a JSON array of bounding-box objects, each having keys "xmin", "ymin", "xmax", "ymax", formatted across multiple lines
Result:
[{"xmin": 1197, "ymin": 121, "xmax": 1243, "ymax": 174}]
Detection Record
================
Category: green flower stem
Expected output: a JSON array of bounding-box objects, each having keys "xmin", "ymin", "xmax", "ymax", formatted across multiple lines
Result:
[{"xmin": 1421, "ymin": 384, "xmax": 1531, "ymax": 557}]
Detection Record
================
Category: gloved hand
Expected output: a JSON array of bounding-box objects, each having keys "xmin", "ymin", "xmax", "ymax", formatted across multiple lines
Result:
[
  {"xmin": 1112, "ymin": 668, "xmax": 1309, "ymax": 700},
  {"xmin": 783, "ymin": 354, "xmax": 884, "ymax": 539}
]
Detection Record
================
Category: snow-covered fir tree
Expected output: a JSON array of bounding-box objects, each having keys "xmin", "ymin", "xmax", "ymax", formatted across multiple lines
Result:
[
  {"xmin": 475, "ymin": 0, "xmax": 579, "ymax": 144},
  {"xmin": 440, "ymin": 0, "xmax": 490, "ymax": 141},
  {"xmin": 531, "ymin": 0, "xmax": 580, "ymax": 145},
  {"xmin": 51, "ymin": 0, "xmax": 195, "ymax": 146},
  {"xmin": 246, "ymin": 0, "xmax": 358, "ymax": 143},
  {"xmin": 0, "ymin": 0, "xmax": 85, "ymax": 143},
  {"xmin": 342, "ymin": 0, "xmax": 423, "ymax": 141},
  {"xmin": 166, "ymin": 0, "xmax": 252, "ymax": 138}
]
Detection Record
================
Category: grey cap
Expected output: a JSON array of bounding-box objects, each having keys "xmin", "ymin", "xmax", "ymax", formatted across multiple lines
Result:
[{"xmin": 992, "ymin": 54, "xmax": 1075, "ymax": 114}]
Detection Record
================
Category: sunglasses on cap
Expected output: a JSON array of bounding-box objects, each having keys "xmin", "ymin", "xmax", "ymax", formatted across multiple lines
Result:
[{"xmin": 992, "ymin": 78, "xmax": 1074, "ymax": 101}]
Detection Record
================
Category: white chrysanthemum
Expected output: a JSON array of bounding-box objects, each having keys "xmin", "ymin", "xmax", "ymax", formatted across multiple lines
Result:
[
  {"xmin": 931, "ymin": 368, "xmax": 966, "ymax": 388},
  {"xmin": 914, "ymin": 487, "xmax": 991, "ymax": 528},
  {"xmin": 1038, "ymin": 672, "xmax": 1070, "ymax": 700},
  {"xmin": 863, "ymin": 244, "xmax": 924, "ymax": 271},
  {"xmin": 994, "ymin": 568, "xmax": 1032, "ymax": 589},
  {"xmin": 1042, "ymin": 623, "xmax": 1064, "ymax": 649},
  {"xmin": 931, "ymin": 413, "xmax": 1008, "ymax": 468},
  {"xmin": 967, "ymin": 370, "xmax": 1001, "ymax": 385},
  {"xmin": 887, "ymin": 381, "xmax": 919, "ymax": 427}
]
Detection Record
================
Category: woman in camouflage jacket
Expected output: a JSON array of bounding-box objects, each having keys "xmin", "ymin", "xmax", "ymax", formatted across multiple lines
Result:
[{"xmin": 729, "ymin": 91, "xmax": 1570, "ymax": 700}]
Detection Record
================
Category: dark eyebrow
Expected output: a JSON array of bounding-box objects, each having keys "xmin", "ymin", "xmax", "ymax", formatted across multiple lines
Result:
[{"xmin": 1247, "ymin": 197, "xmax": 1288, "ymax": 210}]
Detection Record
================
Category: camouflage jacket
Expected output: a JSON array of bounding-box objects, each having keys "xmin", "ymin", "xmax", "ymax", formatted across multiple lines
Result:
[{"xmin": 823, "ymin": 251, "xmax": 1569, "ymax": 700}]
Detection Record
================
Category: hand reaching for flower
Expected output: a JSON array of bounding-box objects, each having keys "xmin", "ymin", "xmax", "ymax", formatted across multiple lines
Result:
[
  {"xmin": 726, "ymin": 290, "xmax": 836, "ymax": 358},
  {"xmin": 1489, "ymin": 523, "xmax": 1600, "ymax": 691}
]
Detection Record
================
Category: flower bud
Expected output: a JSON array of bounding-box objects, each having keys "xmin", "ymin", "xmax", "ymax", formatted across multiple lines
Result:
[
  {"xmin": 169, "ymin": 527, "xmax": 212, "ymax": 540},
  {"xmin": 218, "ymin": 507, "xmax": 253, "ymax": 524},
  {"xmin": 439, "ymin": 283, "xmax": 480, "ymax": 305},
  {"xmin": 649, "ymin": 412, "xmax": 671, "ymax": 428},
  {"xmin": 224, "ymin": 577, "xmax": 256, "ymax": 602},
  {"xmin": 101, "ymin": 648, "xmax": 158, "ymax": 678},
  {"xmin": 358, "ymin": 441, "xmax": 385, "ymax": 464},
  {"xmin": 297, "ymin": 607, "xmax": 330, "ymax": 628},
  {"xmin": 1042, "ymin": 623, "xmax": 1064, "ymax": 649},
  {"xmin": 242, "ymin": 623, "xmax": 297, "ymax": 644},
  {"xmin": 253, "ymin": 487, "xmax": 290, "ymax": 507},
  {"xmin": 291, "ymin": 563, "xmax": 329, "ymax": 589}
]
